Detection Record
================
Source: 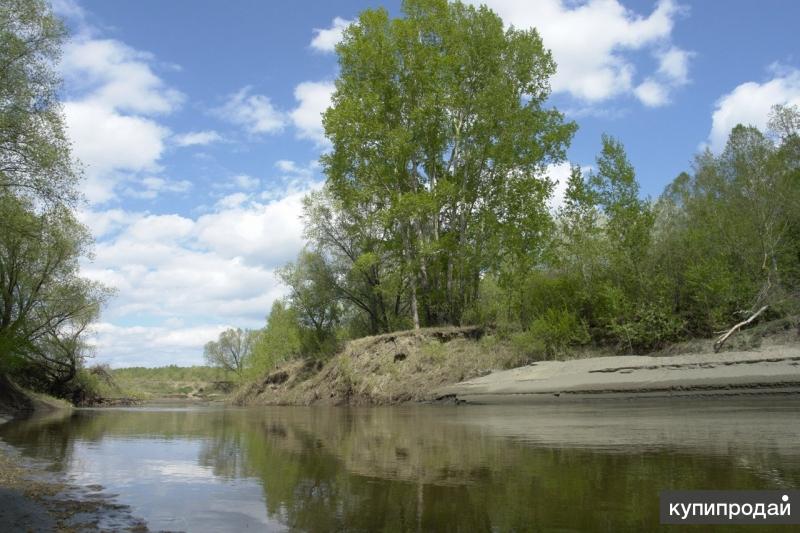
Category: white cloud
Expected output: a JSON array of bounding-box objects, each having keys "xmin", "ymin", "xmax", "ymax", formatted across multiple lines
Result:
[
  {"xmin": 232, "ymin": 174, "xmax": 260, "ymax": 190},
  {"xmin": 634, "ymin": 79, "xmax": 669, "ymax": 107},
  {"xmin": 546, "ymin": 162, "xmax": 572, "ymax": 211},
  {"xmin": 216, "ymin": 81, "xmax": 333, "ymax": 145},
  {"xmin": 275, "ymin": 159, "xmax": 311, "ymax": 175},
  {"xmin": 290, "ymin": 81, "xmax": 335, "ymax": 145},
  {"xmin": 195, "ymin": 189, "xmax": 313, "ymax": 267},
  {"xmin": 658, "ymin": 46, "xmax": 693, "ymax": 85},
  {"xmin": 62, "ymin": 39, "xmax": 183, "ymax": 115},
  {"xmin": 60, "ymin": 37, "xmax": 185, "ymax": 204},
  {"xmin": 80, "ymin": 174, "xmax": 323, "ymax": 365},
  {"xmin": 50, "ymin": 0, "xmax": 87, "ymax": 24},
  {"xmin": 86, "ymin": 322, "xmax": 232, "ymax": 367},
  {"xmin": 216, "ymin": 87, "xmax": 286, "ymax": 134},
  {"xmin": 471, "ymin": 0, "xmax": 689, "ymax": 104},
  {"xmin": 174, "ymin": 130, "xmax": 223, "ymax": 147},
  {"xmin": 64, "ymin": 101, "xmax": 168, "ymax": 203},
  {"xmin": 310, "ymin": 17, "xmax": 352, "ymax": 52},
  {"xmin": 124, "ymin": 177, "xmax": 192, "ymax": 200},
  {"xmin": 708, "ymin": 67, "xmax": 800, "ymax": 152}
]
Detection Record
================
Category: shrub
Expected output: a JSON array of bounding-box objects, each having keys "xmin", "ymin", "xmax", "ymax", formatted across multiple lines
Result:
[{"xmin": 513, "ymin": 308, "xmax": 590, "ymax": 361}]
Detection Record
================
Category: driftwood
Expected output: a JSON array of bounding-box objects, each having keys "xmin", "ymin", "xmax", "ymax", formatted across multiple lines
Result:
[{"xmin": 713, "ymin": 305, "xmax": 768, "ymax": 353}]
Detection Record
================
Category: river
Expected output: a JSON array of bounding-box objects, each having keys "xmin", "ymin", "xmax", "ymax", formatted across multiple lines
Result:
[{"xmin": 1, "ymin": 399, "xmax": 799, "ymax": 531}]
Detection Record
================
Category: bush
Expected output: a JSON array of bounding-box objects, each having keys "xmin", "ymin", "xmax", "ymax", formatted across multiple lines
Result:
[
  {"xmin": 512, "ymin": 308, "xmax": 590, "ymax": 361},
  {"xmin": 609, "ymin": 303, "xmax": 685, "ymax": 353}
]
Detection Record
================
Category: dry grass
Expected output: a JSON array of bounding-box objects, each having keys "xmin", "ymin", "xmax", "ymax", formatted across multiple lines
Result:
[{"xmin": 233, "ymin": 326, "xmax": 526, "ymax": 406}]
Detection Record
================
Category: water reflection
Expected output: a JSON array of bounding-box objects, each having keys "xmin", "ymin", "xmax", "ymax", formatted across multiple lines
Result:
[{"xmin": 2, "ymin": 400, "xmax": 799, "ymax": 532}]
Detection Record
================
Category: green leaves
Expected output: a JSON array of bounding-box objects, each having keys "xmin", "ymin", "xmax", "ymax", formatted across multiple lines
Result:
[
  {"xmin": 0, "ymin": 0, "xmax": 78, "ymax": 207},
  {"xmin": 319, "ymin": 0, "xmax": 574, "ymax": 328}
]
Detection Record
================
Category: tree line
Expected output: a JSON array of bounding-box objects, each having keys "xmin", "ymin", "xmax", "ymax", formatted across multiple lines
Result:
[{"xmin": 207, "ymin": 0, "xmax": 800, "ymax": 379}]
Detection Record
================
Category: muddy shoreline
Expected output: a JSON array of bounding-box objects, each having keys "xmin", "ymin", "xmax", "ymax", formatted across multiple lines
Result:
[{"xmin": 0, "ymin": 399, "xmax": 151, "ymax": 532}]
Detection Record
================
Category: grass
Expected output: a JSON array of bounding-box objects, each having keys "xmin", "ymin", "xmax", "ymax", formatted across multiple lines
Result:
[{"xmin": 111, "ymin": 365, "xmax": 235, "ymax": 400}]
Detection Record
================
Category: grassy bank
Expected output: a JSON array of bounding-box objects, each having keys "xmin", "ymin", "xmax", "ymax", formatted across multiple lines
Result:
[{"xmin": 232, "ymin": 318, "xmax": 800, "ymax": 407}]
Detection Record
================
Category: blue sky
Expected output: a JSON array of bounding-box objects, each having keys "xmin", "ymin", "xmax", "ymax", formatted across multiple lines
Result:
[{"xmin": 51, "ymin": 0, "xmax": 800, "ymax": 367}]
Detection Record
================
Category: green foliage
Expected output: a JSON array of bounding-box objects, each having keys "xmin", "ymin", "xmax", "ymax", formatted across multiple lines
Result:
[
  {"xmin": 0, "ymin": 0, "xmax": 78, "ymax": 205},
  {"xmin": 278, "ymin": 251, "xmax": 341, "ymax": 357},
  {"xmin": 0, "ymin": 194, "xmax": 110, "ymax": 394},
  {"xmin": 248, "ymin": 301, "xmax": 303, "ymax": 377},
  {"xmin": 233, "ymin": 3, "xmax": 800, "ymax": 368},
  {"xmin": 204, "ymin": 328, "xmax": 256, "ymax": 377},
  {"xmin": 461, "ymin": 275, "xmax": 512, "ymax": 330},
  {"xmin": 319, "ymin": 0, "xmax": 575, "ymax": 330},
  {"xmin": 512, "ymin": 309, "xmax": 590, "ymax": 361},
  {"xmin": 0, "ymin": 0, "xmax": 109, "ymax": 401}
]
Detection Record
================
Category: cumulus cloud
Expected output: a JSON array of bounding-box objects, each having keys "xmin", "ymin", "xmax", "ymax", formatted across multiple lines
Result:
[
  {"xmin": 290, "ymin": 81, "xmax": 335, "ymax": 145},
  {"xmin": 546, "ymin": 162, "xmax": 573, "ymax": 211},
  {"xmin": 471, "ymin": 0, "xmax": 690, "ymax": 105},
  {"xmin": 86, "ymin": 322, "xmax": 233, "ymax": 367},
  {"xmin": 174, "ymin": 130, "xmax": 223, "ymax": 147},
  {"xmin": 218, "ymin": 81, "xmax": 333, "ymax": 145},
  {"xmin": 61, "ymin": 39, "xmax": 183, "ymax": 114},
  {"xmin": 708, "ymin": 66, "xmax": 800, "ymax": 152},
  {"xmin": 80, "ymin": 167, "xmax": 322, "ymax": 365},
  {"xmin": 60, "ymin": 36, "xmax": 185, "ymax": 203},
  {"xmin": 634, "ymin": 79, "xmax": 669, "ymax": 107},
  {"xmin": 216, "ymin": 87, "xmax": 286, "ymax": 135},
  {"xmin": 658, "ymin": 46, "xmax": 693, "ymax": 85},
  {"xmin": 310, "ymin": 17, "xmax": 352, "ymax": 52}
]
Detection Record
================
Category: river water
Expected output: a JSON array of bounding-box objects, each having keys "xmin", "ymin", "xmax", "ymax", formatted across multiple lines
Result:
[{"xmin": 1, "ymin": 399, "xmax": 799, "ymax": 532}]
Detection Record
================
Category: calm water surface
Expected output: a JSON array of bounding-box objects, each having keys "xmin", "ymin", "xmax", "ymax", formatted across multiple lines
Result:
[{"xmin": 1, "ymin": 400, "xmax": 799, "ymax": 532}]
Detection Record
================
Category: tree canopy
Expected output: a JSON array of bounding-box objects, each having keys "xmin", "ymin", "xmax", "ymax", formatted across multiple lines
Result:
[{"xmin": 316, "ymin": 0, "xmax": 575, "ymax": 332}]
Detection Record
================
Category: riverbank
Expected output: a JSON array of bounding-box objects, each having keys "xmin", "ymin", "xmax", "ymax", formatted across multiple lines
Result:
[
  {"xmin": 0, "ymin": 376, "xmax": 149, "ymax": 532},
  {"xmin": 438, "ymin": 344, "xmax": 800, "ymax": 404},
  {"xmin": 233, "ymin": 321, "xmax": 800, "ymax": 406},
  {"xmin": 232, "ymin": 326, "xmax": 522, "ymax": 406}
]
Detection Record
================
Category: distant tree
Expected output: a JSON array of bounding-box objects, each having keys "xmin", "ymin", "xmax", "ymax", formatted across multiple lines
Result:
[{"xmin": 204, "ymin": 328, "xmax": 256, "ymax": 377}]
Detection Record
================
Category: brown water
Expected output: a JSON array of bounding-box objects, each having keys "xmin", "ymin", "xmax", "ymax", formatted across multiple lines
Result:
[{"xmin": 1, "ymin": 400, "xmax": 799, "ymax": 532}]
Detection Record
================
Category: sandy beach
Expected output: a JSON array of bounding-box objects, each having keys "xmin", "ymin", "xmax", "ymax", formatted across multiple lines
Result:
[{"xmin": 438, "ymin": 344, "xmax": 800, "ymax": 403}]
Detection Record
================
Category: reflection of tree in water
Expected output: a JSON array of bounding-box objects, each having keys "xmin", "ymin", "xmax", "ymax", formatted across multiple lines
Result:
[
  {"xmin": 228, "ymin": 408, "xmax": 800, "ymax": 532},
  {"xmin": 2, "ymin": 406, "xmax": 800, "ymax": 532}
]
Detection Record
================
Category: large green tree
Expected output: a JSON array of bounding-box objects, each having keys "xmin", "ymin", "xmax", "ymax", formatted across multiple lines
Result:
[
  {"xmin": 320, "ymin": 0, "xmax": 575, "ymax": 329},
  {"xmin": 0, "ymin": 0, "xmax": 108, "ymax": 397}
]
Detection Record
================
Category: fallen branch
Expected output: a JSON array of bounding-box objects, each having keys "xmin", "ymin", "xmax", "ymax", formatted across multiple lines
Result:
[{"xmin": 713, "ymin": 305, "xmax": 768, "ymax": 353}]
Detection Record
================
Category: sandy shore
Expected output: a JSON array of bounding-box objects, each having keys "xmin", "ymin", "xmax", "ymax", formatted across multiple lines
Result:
[{"xmin": 437, "ymin": 344, "xmax": 800, "ymax": 404}]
